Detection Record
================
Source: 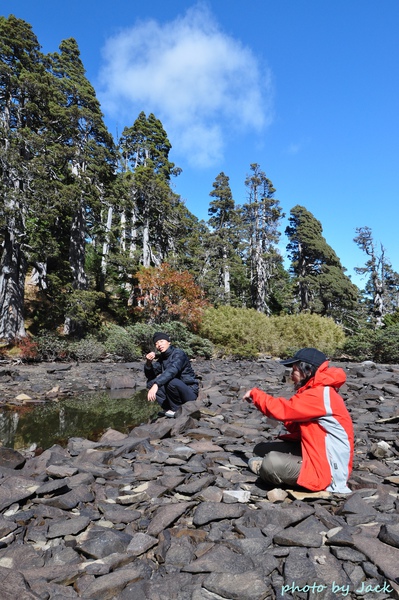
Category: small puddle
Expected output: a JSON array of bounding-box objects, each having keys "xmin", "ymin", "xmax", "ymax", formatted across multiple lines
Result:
[{"xmin": 0, "ymin": 389, "xmax": 159, "ymax": 451}]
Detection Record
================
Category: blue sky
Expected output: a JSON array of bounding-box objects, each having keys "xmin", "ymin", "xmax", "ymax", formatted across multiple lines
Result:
[{"xmin": 3, "ymin": 1, "xmax": 399, "ymax": 288}]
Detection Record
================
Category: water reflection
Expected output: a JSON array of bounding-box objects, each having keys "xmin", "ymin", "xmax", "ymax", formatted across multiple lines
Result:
[{"xmin": 0, "ymin": 389, "xmax": 159, "ymax": 451}]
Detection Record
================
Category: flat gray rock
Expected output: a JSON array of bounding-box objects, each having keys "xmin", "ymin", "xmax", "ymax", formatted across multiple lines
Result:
[
  {"xmin": 126, "ymin": 532, "xmax": 158, "ymax": 556},
  {"xmin": 76, "ymin": 527, "xmax": 132, "ymax": 559},
  {"xmin": 273, "ymin": 515, "xmax": 324, "ymax": 547},
  {"xmin": 353, "ymin": 532, "xmax": 399, "ymax": 581},
  {"xmin": 182, "ymin": 543, "xmax": 254, "ymax": 573},
  {"xmin": 47, "ymin": 515, "xmax": 91, "ymax": 539},
  {"xmin": 1, "ymin": 357, "xmax": 399, "ymax": 598},
  {"xmin": 192, "ymin": 502, "xmax": 245, "ymax": 526},
  {"xmin": 147, "ymin": 502, "xmax": 194, "ymax": 536},
  {"xmin": 203, "ymin": 570, "xmax": 271, "ymax": 600}
]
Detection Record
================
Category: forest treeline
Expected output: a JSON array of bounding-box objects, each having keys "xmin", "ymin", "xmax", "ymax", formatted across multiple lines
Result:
[{"xmin": 1, "ymin": 15, "xmax": 399, "ymax": 362}]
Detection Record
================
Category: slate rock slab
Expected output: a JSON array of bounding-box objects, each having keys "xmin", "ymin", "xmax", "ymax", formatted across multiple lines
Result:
[
  {"xmin": 192, "ymin": 501, "xmax": 246, "ymax": 526},
  {"xmin": 203, "ymin": 570, "xmax": 271, "ymax": 600},
  {"xmin": 352, "ymin": 532, "xmax": 399, "ymax": 582},
  {"xmin": 182, "ymin": 543, "xmax": 254, "ymax": 574}
]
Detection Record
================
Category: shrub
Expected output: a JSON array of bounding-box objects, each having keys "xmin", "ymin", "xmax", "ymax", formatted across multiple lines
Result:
[
  {"xmin": 99, "ymin": 324, "xmax": 142, "ymax": 361},
  {"xmin": 69, "ymin": 337, "xmax": 106, "ymax": 362},
  {"xmin": 36, "ymin": 332, "xmax": 70, "ymax": 361},
  {"xmin": 131, "ymin": 263, "xmax": 209, "ymax": 330},
  {"xmin": 343, "ymin": 325, "xmax": 399, "ymax": 363},
  {"xmin": 199, "ymin": 306, "xmax": 274, "ymax": 358},
  {"xmin": 200, "ymin": 306, "xmax": 345, "ymax": 358},
  {"xmin": 268, "ymin": 314, "xmax": 346, "ymax": 358},
  {"xmin": 15, "ymin": 337, "xmax": 39, "ymax": 362}
]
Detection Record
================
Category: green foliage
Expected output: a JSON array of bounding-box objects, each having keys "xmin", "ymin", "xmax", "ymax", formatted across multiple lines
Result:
[
  {"xmin": 200, "ymin": 306, "xmax": 345, "ymax": 358},
  {"xmin": 69, "ymin": 336, "xmax": 106, "ymax": 362},
  {"xmin": 383, "ymin": 310, "xmax": 399, "ymax": 327},
  {"xmin": 64, "ymin": 290, "xmax": 105, "ymax": 335},
  {"xmin": 98, "ymin": 325, "xmax": 142, "ymax": 361},
  {"xmin": 343, "ymin": 325, "xmax": 399, "ymax": 363},
  {"xmin": 269, "ymin": 313, "xmax": 346, "ymax": 358},
  {"xmin": 199, "ymin": 306, "xmax": 273, "ymax": 357},
  {"xmin": 286, "ymin": 205, "xmax": 359, "ymax": 319},
  {"xmin": 36, "ymin": 332, "xmax": 70, "ymax": 361}
]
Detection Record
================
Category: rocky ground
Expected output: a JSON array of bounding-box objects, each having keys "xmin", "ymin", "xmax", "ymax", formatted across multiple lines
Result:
[{"xmin": 0, "ymin": 357, "xmax": 398, "ymax": 599}]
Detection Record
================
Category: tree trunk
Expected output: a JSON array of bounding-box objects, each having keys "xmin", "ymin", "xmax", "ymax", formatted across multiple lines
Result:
[
  {"xmin": 223, "ymin": 246, "xmax": 231, "ymax": 302},
  {"xmin": 64, "ymin": 198, "xmax": 88, "ymax": 335},
  {"xmin": 69, "ymin": 199, "xmax": 88, "ymax": 290},
  {"xmin": 30, "ymin": 262, "xmax": 48, "ymax": 290},
  {"xmin": 0, "ymin": 229, "xmax": 27, "ymax": 340},
  {"xmin": 101, "ymin": 205, "xmax": 113, "ymax": 278},
  {"xmin": 142, "ymin": 218, "xmax": 151, "ymax": 267}
]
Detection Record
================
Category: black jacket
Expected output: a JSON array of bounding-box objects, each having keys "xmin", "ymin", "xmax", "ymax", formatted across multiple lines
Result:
[{"xmin": 144, "ymin": 346, "xmax": 199, "ymax": 393}]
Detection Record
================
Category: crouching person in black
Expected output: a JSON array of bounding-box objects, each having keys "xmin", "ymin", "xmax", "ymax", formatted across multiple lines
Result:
[{"xmin": 144, "ymin": 332, "xmax": 199, "ymax": 417}]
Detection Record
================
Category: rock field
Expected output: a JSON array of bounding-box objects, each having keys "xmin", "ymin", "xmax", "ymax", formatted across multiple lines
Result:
[{"xmin": 0, "ymin": 357, "xmax": 398, "ymax": 599}]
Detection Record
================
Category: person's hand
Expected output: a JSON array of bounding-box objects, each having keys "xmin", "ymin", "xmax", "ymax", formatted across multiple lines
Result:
[
  {"xmin": 147, "ymin": 383, "xmax": 158, "ymax": 402},
  {"xmin": 243, "ymin": 390, "xmax": 253, "ymax": 403},
  {"xmin": 146, "ymin": 352, "xmax": 156, "ymax": 362}
]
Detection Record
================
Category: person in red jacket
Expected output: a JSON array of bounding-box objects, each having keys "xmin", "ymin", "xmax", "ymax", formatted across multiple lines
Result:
[{"xmin": 243, "ymin": 348, "xmax": 354, "ymax": 493}]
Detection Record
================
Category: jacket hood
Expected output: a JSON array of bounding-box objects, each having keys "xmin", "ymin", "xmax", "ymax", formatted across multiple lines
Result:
[{"xmin": 311, "ymin": 360, "xmax": 346, "ymax": 389}]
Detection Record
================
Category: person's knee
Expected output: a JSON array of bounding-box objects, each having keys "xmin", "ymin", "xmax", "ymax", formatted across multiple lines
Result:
[
  {"xmin": 259, "ymin": 450, "xmax": 301, "ymax": 486},
  {"xmin": 260, "ymin": 451, "xmax": 282, "ymax": 479}
]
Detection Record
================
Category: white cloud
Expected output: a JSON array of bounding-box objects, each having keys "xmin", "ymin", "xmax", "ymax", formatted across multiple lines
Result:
[{"xmin": 98, "ymin": 3, "xmax": 273, "ymax": 168}]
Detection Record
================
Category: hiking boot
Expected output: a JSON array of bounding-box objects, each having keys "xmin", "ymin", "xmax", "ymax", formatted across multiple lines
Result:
[{"xmin": 248, "ymin": 457, "xmax": 263, "ymax": 475}]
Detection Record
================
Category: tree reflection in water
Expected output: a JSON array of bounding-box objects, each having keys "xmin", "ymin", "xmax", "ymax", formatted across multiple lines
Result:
[{"xmin": 0, "ymin": 389, "xmax": 158, "ymax": 451}]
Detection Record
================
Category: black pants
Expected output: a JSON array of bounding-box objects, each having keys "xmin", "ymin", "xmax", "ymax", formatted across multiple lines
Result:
[{"xmin": 148, "ymin": 378, "xmax": 198, "ymax": 411}]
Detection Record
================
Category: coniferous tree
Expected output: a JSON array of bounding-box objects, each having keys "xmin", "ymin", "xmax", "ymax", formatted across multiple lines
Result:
[
  {"xmin": 206, "ymin": 172, "xmax": 246, "ymax": 305},
  {"xmin": 242, "ymin": 164, "xmax": 284, "ymax": 313},
  {"xmin": 119, "ymin": 112, "xmax": 182, "ymax": 268},
  {"xmin": 354, "ymin": 226, "xmax": 399, "ymax": 328},
  {"xmin": 286, "ymin": 205, "xmax": 358, "ymax": 322},
  {"xmin": 49, "ymin": 38, "xmax": 116, "ymax": 333},
  {"xmin": 0, "ymin": 15, "xmax": 63, "ymax": 339}
]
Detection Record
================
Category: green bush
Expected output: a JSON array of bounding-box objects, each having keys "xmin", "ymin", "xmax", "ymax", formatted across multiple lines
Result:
[
  {"xmin": 199, "ymin": 306, "xmax": 273, "ymax": 358},
  {"xmin": 269, "ymin": 313, "xmax": 346, "ymax": 358},
  {"xmin": 343, "ymin": 325, "xmax": 399, "ymax": 363},
  {"xmin": 36, "ymin": 332, "xmax": 70, "ymax": 361},
  {"xmin": 99, "ymin": 325, "xmax": 142, "ymax": 361},
  {"xmin": 200, "ymin": 306, "xmax": 345, "ymax": 358},
  {"xmin": 69, "ymin": 337, "xmax": 106, "ymax": 362}
]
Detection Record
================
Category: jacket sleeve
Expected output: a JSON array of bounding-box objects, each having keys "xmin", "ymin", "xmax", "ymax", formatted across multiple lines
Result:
[
  {"xmin": 144, "ymin": 361, "xmax": 161, "ymax": 382},
  {"xmin": 278, "ymin": 420, "xmax": 301, "ymax": 441},
  {"xmin": 250, "ymin": 387, "xmax": 328, "ymax": 422},
  {"xmin": 151, "ymin": 349, "xmax": 187, "ymax": 387}
]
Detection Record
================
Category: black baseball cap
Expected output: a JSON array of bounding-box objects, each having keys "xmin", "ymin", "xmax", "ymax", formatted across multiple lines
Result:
[{"xmin": 280, "ymin": 348, "xmax": 327, "ymax": 368}]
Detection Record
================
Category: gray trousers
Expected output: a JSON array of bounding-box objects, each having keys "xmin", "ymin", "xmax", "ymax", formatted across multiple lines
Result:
[{"xmin": 254, "ymin": 441, "xmax": 302, "ymax": 486}]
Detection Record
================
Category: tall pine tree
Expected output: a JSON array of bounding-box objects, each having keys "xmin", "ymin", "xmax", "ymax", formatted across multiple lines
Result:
[
  {"xmin": 49, "ymin": 38, "xmax": 116, "ymax": 333},
  {"xmin": 207, "ymin": 172, "xmax": 245, "ymax": 305},
  {"xmin": 242, "ymin": 164, "xmax": 284, "ymax": 313},
  {"xmin": 286, "ymin": 205, "xmax": 358, "ymax": 321}
]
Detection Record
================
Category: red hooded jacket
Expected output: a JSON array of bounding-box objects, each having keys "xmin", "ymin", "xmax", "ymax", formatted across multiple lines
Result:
[{"xmin": 249, "ymin": 361, "xmax": 354, "ymax": 492}]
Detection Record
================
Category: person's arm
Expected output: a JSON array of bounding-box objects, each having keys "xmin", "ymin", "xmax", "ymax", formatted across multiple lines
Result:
[
  {"xmin": 151, "ymin": 348, "xmax": 186, "ymax": 387},
  {"xmin": 144, "ymin": 352, "xmax": 161, "ymax": 379},
  {"xmin": 244, "ymin": 387, "xmax": 326, "ymax": 422},
  {"xmin": 144, "ymin": 352, "xmax": 162, "ymax": 402}
]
